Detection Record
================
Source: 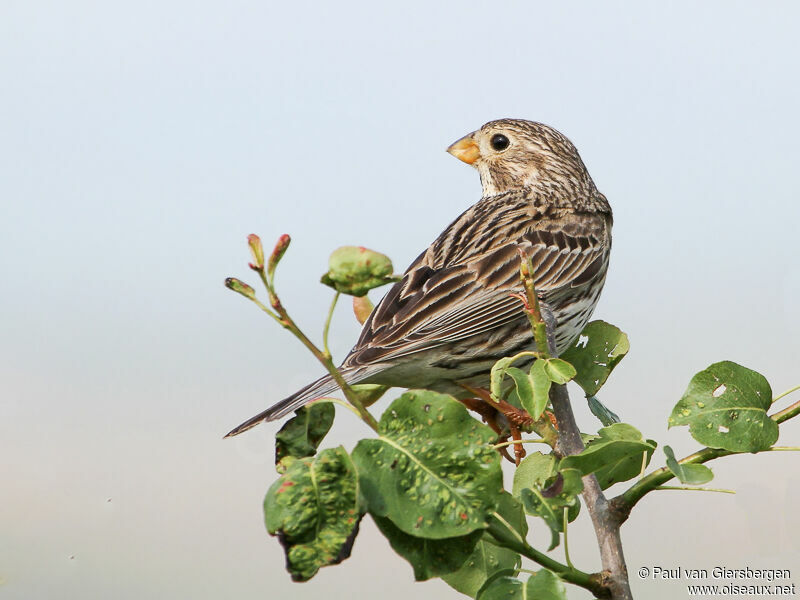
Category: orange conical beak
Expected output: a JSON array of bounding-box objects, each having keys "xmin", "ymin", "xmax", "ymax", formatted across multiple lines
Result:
[{"xmin": 447, "ymin": 134, "xmax": 480, "ymax": 165}]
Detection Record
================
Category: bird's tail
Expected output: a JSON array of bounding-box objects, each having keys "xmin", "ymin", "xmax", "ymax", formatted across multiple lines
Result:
[{"xmin": 224, "ymin": 368, "xmax": 368, "ymax": 438}]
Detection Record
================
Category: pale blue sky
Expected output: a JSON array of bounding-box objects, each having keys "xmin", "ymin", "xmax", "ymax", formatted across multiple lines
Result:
[{"xmin": 2, "ymin": 2, "xmax": 799, "ymax": 599}]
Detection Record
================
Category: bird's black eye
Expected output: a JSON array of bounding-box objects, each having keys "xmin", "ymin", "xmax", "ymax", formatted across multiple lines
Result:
[{"xmin": 490, "ymin": 133, "xmax": 510, "ymax": 151}]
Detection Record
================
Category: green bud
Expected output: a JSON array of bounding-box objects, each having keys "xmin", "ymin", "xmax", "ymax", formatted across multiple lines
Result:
[
  {"xmin": 352, "ymin": 295, "xmax": 374, "ymax": 324},
  {"xmin": 320, "ymin": 246, "xmax": 399, "ymax": 297},
  {"xmin": 268, "ymin": 234, "xmax": 291, "ymax": 277},
  {"xmin": 225, "ymin": 277, "xmax": 256, "ymax": 300},
  {"xmin": 247, "ymin": 234, "xmax": 265, "ymax": 270}
]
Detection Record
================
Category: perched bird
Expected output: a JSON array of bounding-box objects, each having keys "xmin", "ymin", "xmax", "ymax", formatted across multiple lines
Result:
[{"xmin": 226, "ymin": 119, "xmax": 612, "ymax": 437}]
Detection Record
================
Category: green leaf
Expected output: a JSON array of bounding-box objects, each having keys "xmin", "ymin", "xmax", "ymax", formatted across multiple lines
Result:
[
  {"xmin": 373, "ymin": 516, "xmax": 482, "ymax": 581},
  {"xmin": 587, "ymin": 395, "xmax": 621, "ymax": 427},
  {"xmin": 669, "ymin": 361, "xmax": 777, "ymax": 452},
  {"xmin": 560, "ymin": 320, "xmax": 630, "ymax": 397},
  {"xmin": 477, "ymin": 569, "xmax": 567, "ymax": 600},
  {"xmin": 520, "ymin": 468, "xmax": 583, "ymax": 550},
  {"xmin": 275, "ymin": 403, "xmax": 335, "ymax": 466},
  {"xmin": 485, "ymin": 492, "xmax": 529, "ymax": 550},
  {"xmin": 506, "ymin": 367, "xmax": 533, "ymax": 408},
  {"xmin": 352, "ymin": 390, "xmax": 503, "ymax": 539},
  {"xmin": 264, "ymin": 447, "xmax": 362, "ymax": 581},
  {"xmin": 490, "ymin": 357, "xmax": 515, "ymax": 400},
  {"xmin": 512, "ymin": 452, "xmax": 557, "ymax": 499},
  {"xmin": 320, "ymin": 246, "xmax": 398, "ymax": 296},
  {"xmin": 560, "ymin": 423, "xmax": 656, "ymax": 490},
  {"xmin": 664, "ymin": 445, "xmax": 714, "ymax": 485},
  {"xmin": 526, "ymin": 360, "xmax": 552, "ymax": 419},
  {"xmin": 543, "ymin": 358, "xmax": 576, "ymax": 384},
  {"xmin": 443, "ymin": 538, "xmax": 520, "ymax": 598},
  {"xmin": 349, "ymin": 383, "xmax": 390, "ymax": 408}
]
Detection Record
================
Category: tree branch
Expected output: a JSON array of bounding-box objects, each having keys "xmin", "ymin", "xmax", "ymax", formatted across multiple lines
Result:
[
  {"xmin": 611, "ymin": 392, "xmax": 800, "ymax": 519},
  {"xmin": 489, "ymin": 511, "xmax": 608, "ymax": 597},
  {"xmin": 611, "ymin": 446, "xmax": 731, "ymax": 517},
  {"xmin": 517, "ymin": 253, "xmax": 633, "ymax": 599},
  {"xmin": 550, "ymin": 384, "xmax": 632, "ymax": 600}
]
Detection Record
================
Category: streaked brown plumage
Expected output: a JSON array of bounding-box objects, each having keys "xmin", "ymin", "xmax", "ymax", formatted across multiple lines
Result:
[{"xmin": 226, "ymin": 119, "xmax": 612, "ymax": 437}]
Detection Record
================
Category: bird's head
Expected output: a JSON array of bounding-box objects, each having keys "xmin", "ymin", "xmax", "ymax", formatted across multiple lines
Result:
[{"xmin": 447, "ymin": 119, "xmax": 593, "ymax": 198}]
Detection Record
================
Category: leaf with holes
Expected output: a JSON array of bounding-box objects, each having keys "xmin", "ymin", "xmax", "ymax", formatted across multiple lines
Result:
[
  {"xmin": 663, "ymin": 446, "xmax": 714, "ymax": 485},
  {"xmin": 669, "ymin": 361, "xmax": 777, "ymax": 452},
  {"xmin": 560, "ymin": 320, "xmax": 629, "ymax": 397},
  {"xmin": 373, "ymin": 516, "xmax": 482, "ymax": 581},
  {"xmin": 352, "ymin": 390, "xmax": 503, "ymax": 539},
  {"xmin": 444, "ymin": 493, "xmax": 524, "ymax": 597},
  {"xmin": 275, "ymin": 403, "xmax": 335, "ymax": 466},
  {"xmin": 520, "ymin": 468, "xmax": 583, "ymax": 550},
  {"xmin": 560, "ymin": 423, "xmax": 656, "ymax": 489},
  {"xmin": 476, "ymin": 569, "xmax": 567, "ymax": 600},
  {"xmin": 264, "ymin": 447, "xmax": 362, "ymax": 581}
]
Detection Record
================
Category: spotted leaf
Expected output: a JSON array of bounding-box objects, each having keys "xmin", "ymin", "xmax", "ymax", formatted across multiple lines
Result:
[
  {"xmin": 264, "ymin": 447, "xmax": 362, "ymax": 581},
  {"xmin": 352, "ymin": 390, "xmax": 503, "ymax": 539}
]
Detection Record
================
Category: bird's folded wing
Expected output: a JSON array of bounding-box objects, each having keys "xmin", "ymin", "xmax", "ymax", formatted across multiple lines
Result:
[{"xmin": 344, "ymin": 228, "xmax": 607, "ymax": 366}]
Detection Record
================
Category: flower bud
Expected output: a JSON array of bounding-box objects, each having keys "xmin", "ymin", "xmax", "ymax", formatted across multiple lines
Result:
[
  {"xmin": 268, "ymin": 234, "xmax": 291, "ymax": 277},
  {"xmin": 247, "ymin": 234, "xmax": 264, "ymax": 271},
  {"xmin": 352, "ymin": 295, "xmax": 374, "ymax": 325},
  {"xmin": 225, "ymin": 277, "xmax": 256, "ymax": 300}
]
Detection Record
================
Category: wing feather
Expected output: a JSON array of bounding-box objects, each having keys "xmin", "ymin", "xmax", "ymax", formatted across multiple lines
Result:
[{"xmin": 343, "ymin": 196, "xmax": 610, "ymax": 368}]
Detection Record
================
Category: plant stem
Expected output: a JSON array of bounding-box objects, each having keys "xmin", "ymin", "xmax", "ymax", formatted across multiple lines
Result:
[
  {"xmin": 247, "ymin": 296, "xmax": 288, "ymax": 326},
  {"xmin": 772, "ymin": 384, "xmax": 800, "ymax": 405},
  {"xmin": 519, "ymin": 542, "xmax": 605, "ymax": 595},
  {"xmin": 653, "ymin": 485, "xmax": 735, "ymax": 494},
  {"xmin": 253, "ymin": 265, "xmax": 379, "ymax": 431},
  {"xmin": 307, "ymin": 397, "xmax": 363, "ymax": 420},
  {"xmin": 771, "ymin": 395, "xmax": 800, "ymax": 424},
  {"xmin": 613, "ymin": 446, "xmax": 731, "ymax": 516},
  {"xmin": 322, "ymin": 291, "xmax": 340, "ymax": 359},
  {"xmin": 563, "ymin": 507, "xmax": 574, "ymax": 569},
  {"xmin": 490, "ymin": 511, "xmax": 606, "ymax": 596},
  {"xmin": 518, "ymin": 253, "xmax": 550, "ymax": 358}
]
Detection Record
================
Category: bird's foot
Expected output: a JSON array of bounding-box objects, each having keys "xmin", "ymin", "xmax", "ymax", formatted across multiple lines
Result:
[{"xmin": 457, "ymin": 383, "xmax": 533, "ymax": 465}]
